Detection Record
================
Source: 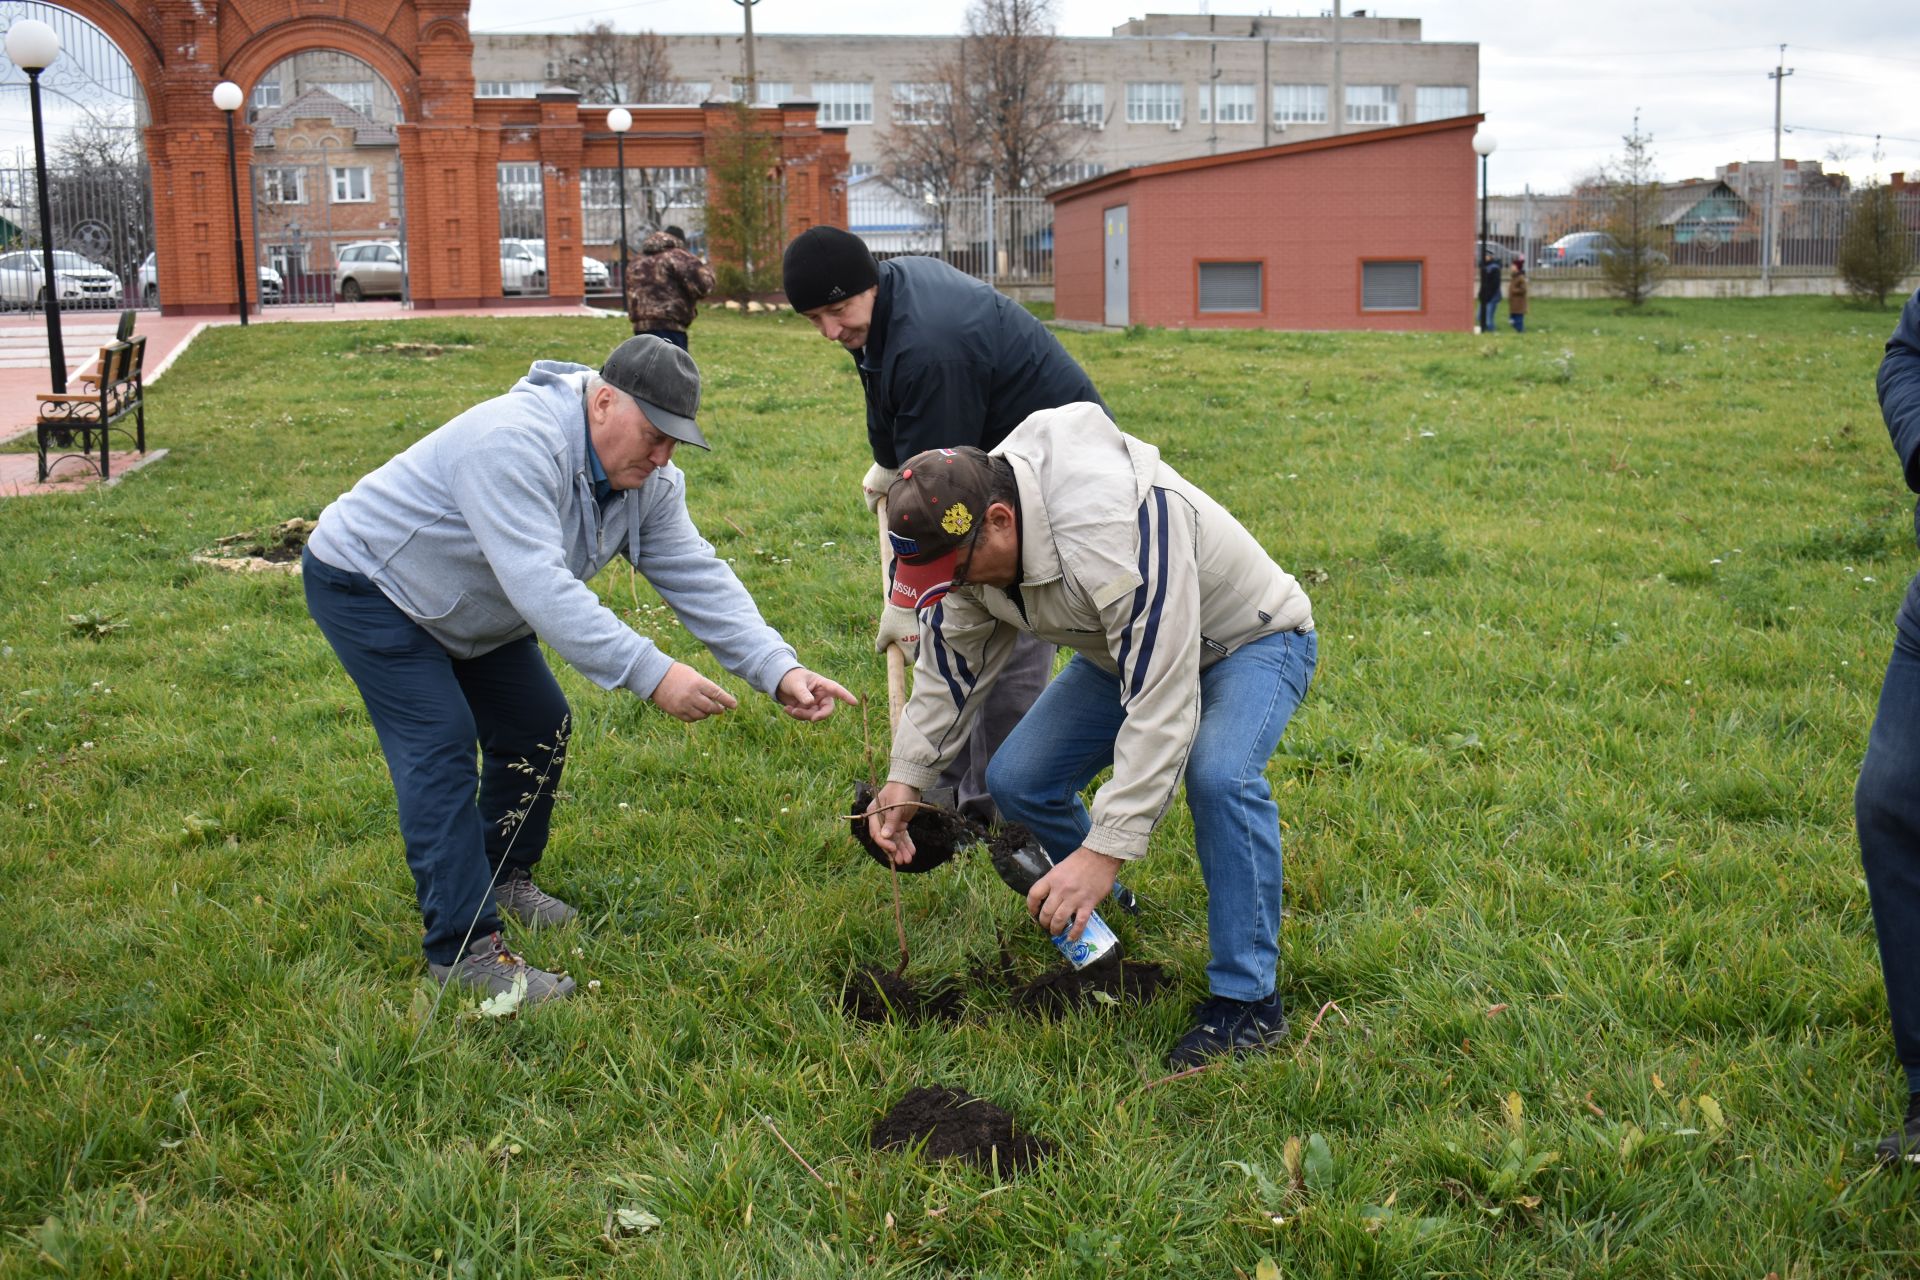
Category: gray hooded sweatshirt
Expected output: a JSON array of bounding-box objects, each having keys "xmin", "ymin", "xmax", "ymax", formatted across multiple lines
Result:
[{"xmin": 307, "ymin": 360, "xmax": 798, "ymax": 699}]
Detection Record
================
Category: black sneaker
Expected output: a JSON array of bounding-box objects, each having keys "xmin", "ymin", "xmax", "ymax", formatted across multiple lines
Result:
[
  {"xmin": 1167, "ymin": 993, "xmax": 1289, "ymax": 1069},
  {"xmin": 1875, "ymin": 1092, "xmax": 1920, "ymax": 1166}
]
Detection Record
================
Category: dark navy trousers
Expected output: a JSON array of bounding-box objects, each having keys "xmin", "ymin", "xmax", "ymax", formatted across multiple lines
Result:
[
  {"xmin": 1859, "ymin": 570, "xmax": 1920, "ymax": 1094},
  {"xmin": 303, "ymin": 549, "xmax": 570, "ymax": 965}
]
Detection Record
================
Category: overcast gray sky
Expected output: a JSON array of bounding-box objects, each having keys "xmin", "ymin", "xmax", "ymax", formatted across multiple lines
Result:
[{"xmin": 464, "ymin": 0, "xmax": 1920, "ymax": 193}]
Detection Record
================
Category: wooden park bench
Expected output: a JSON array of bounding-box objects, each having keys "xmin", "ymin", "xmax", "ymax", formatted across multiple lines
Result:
[{"xmin": 36, "ymin": 309, "xmax": 147, "ymax": 483}]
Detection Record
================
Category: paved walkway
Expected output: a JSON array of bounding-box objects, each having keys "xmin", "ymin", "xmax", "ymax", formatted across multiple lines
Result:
[{"xmin": 0, "ymin": 300, "xmax": 613, "ymax": 456}]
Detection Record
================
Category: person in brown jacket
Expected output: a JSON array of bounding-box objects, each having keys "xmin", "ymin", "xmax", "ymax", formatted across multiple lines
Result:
[
  {"xmin": 624, "ymin": 226, "xmax": 716, "ymax": 351},
  {"xmin": 1507, "ymin": 258, "xmax": 1529, "ymax": 333}
]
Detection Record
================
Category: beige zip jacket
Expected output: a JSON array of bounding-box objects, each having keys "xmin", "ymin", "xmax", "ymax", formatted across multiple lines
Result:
[{"xmin": 889, "ymin": 403, "xmax": 1314, "ymax": 859}]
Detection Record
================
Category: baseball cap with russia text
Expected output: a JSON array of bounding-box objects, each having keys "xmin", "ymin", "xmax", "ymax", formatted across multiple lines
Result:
[{"xmin": 884, "ymin": 446, "xmax": 1000, "ymax": 612}]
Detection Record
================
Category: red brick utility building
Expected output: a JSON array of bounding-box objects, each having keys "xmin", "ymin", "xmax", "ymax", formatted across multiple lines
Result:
[{"xmin": 1050, "ymin": 116, "xmax": 1482, "ymax": 332}]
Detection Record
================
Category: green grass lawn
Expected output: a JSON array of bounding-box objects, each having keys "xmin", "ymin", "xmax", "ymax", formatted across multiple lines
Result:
[{"xmin": 3, "ymin": 296, "xmax": 1918, "ymax": 1276}]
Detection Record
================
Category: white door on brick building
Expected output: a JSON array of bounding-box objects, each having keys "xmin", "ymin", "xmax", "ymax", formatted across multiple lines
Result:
[{"xmin": 1103, "ymin": 205, "xmax": 1128, "ymax": 327}]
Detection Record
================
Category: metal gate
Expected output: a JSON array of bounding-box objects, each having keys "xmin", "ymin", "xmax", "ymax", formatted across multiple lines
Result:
[
  {"xmin": 251, "ymin": 148, "xmax": 404, "ymax": 307},
  {"xmin": 498, "ymin": 163, "xmax": 548, "ymax": 298},
  {"xmin": 0, "ymin": 158, "xmax": 156, "ymax": 313}
]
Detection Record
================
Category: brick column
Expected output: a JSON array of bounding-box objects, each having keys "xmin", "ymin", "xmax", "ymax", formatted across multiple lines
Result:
[{"xmin": 536, "ymin": 88, "xmax": 584, "ymax": 303}]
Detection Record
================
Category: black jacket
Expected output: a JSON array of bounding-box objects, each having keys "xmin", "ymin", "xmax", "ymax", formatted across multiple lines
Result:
[
  {"xmin": 1880, "ymin": 288, "xmax": 1920, "ymax": 549},
  {"xmin": 855, "ymin": 255, "xmax": 1106, "ymax": 468},
  {"xmin": 1478, "ymin": 258, "xmax": 1503, "ymax": 304}
]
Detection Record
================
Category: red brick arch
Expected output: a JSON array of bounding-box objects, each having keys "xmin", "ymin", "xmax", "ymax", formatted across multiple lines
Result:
[
  {"xmin": 220, "ymin": 18, "xmax": 420, "ymax": 122},
  {"xmin": 47, "ymin": 0, "xmax": 848, "ymax": 314}
]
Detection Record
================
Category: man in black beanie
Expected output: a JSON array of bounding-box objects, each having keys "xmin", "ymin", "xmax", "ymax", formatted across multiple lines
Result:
[{"xmin": 782, "ymin": 225, "xmax": 1108, "ymax": 823}]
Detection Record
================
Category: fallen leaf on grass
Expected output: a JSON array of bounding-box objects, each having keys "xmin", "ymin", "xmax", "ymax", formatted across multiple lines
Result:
[
  {"xmin": 612, "ymin": 1207, "xmax": 660, "ymax": 1236},
  {"xmin": 475, "ymin": 972, "xmax": 528, "ymax": 1019},
  {"xmin": 1484, "ymin": 1003, "xmax": 1508, "ymax": 1018},
  {"xmin": 1256, "ymin": 1259, "xmax": 1281, "ymax": 1280}
]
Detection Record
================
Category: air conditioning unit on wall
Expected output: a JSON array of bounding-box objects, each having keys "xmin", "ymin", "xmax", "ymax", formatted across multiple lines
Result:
[{"xmin": 1169, "ymin": 119, "xmax": 1182, "ymax": 131}]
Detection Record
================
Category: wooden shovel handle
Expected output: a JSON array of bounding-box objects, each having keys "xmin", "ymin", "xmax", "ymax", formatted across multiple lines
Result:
[{"xmin": 877, "ymin": 496, "xmax": 908, "ymax": 736}]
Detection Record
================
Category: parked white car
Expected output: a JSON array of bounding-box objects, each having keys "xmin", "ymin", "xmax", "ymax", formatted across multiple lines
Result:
[
  {"xmin": 501, "ymin": 238, "xmax": 546, "ymax": 293},
  {"xmin": 0, "ymin": 249, "xmax": 123, "ymax": 309},
  {"xmin": 137, "ymin": 252, "xmax": 283, "ymax": 307},
  {"xmin": 582, "ymin": 254, "xmax": 611, "ymax": 291}
]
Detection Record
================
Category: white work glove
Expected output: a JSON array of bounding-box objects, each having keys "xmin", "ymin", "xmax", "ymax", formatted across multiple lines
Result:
[
  {"xmin": 862, "ymin": 462, "xmax": 901, "ymax": 515},
  {"xmin": 875, "ymin": 603, "xmax": 920, "ymax": 656}
]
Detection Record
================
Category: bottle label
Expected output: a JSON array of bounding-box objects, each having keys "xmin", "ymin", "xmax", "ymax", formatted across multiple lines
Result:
[{"xmin": 1053, "ymin": 911, "xmax": 1119, "ymax": 970}]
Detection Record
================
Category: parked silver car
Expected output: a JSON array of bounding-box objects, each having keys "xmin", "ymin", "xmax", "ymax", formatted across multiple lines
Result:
[
  {"xmin": 334, "ymin": 240, "xmax": 406, "ymax": 301},
  {"xmin": 0, "ymin": 249, "xmax": 122, "ymax": 309},
  {"xmin": 137, "ymin": 252, "xmax": 283, "ymax": 307}
]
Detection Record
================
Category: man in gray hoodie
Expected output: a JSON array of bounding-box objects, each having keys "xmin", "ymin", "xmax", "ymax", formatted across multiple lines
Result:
[{"xmin": 304, "ymin": 335, "xmax": 855, "ymax": 1002}]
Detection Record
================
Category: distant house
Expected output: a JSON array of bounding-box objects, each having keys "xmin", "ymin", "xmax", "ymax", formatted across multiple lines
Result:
[
  {"xmin": 248, "ymin": 89, "xmax": 403, "ymax": 280},
  {"xmin": 1659, "ymin": 179, "xmax": 1752, "ymax": 245}
]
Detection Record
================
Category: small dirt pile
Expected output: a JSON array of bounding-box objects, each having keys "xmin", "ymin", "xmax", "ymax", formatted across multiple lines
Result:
[
  {"xmin": 839, "ymin": 964, "xmax": 962, "ymax": 1025},
  {"xmin": 1011, "ymin": 958, "xmax": 1171, "ymax": 1015},
  {"xmin": 871, "ymin": 1085, "xmax": 1052, "ymax": 1173}
]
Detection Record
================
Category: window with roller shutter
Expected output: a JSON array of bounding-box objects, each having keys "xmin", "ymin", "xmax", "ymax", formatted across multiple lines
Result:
[
  {"xmin": 1197, "ymin": 261, "xmax": 1262, "ymax": 313},
  {"xmin": 1361, "ymin": 260, "xmax": 1422, "ymax": 311}
]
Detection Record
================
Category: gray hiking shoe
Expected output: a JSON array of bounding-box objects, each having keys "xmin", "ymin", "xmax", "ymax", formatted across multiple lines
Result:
[
  {"xmin": 428, "ymin": 932, "xmax": 575, "ymax": 1004},
  {"xmin": 493, "ymin": 867, "xmax": 579, "ymax": 927}
]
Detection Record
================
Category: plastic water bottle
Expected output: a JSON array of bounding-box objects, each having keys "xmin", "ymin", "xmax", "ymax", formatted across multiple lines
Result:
[{"xmin": 989, "ymin": 836, "xmax": 1122, "ymax": 971}]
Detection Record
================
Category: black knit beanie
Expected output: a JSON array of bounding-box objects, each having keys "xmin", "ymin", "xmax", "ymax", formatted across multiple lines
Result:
[{"xmin": 782, "ymin": 226, "xmax": 879, "ymax": 312}]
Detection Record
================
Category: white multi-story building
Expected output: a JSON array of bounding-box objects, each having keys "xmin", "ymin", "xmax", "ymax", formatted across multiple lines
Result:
[{"xmin": 475, "ymin": 11, "xmax": 1480, "ymax": 189}]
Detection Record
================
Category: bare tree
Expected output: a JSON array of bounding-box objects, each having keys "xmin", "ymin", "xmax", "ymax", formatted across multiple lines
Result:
[
  {"xmin": 558, "ymin": 25, "xmax": 686, "ymax": 105},
  {"xmin": 1600, "ymin": 114, "xmax": 1667, "ymax": 307},
  {"xmin": 54, "ymin": 117, "xmax": 141, "ymax": 170},
  {"xmin": 875, "ymin": 0, "xmax": 1080, "ymax": 197}
]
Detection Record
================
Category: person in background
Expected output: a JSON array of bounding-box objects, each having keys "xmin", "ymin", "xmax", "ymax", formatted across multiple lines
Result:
[
  {"xmin": 1478, "ymin": 251, "xmax": 1503, "ymax": 334},
  {"xmin": 1507, "ymin": 258, "xmax": 1529, "ymax": 333},
  {"xmin": 625, "ymin": 225, "xmax": 715, "ymax": 352},
  {"xmin": 1857, "ymin": 286, "xmax": 1920, "ymax": 1165}
]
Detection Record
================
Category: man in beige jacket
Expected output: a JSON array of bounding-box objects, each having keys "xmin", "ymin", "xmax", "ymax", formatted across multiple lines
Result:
[{"xmin": 865, "ymin": 403, "xmax": 1318, "ymax": 1067}]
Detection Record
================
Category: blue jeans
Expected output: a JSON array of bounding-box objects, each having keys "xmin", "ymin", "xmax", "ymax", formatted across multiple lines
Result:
[
  {"xmin": 1859, "ymin": 570, "xmax": 1920, "ymax": 1094},
  {"xmin": 303, "ymin": 549, "xmax": 571, "ymax": 965},
  {"xmin": 1478, "ymin": 299, "xmax": 1499, "ymax": 331},
  {"xmin": 986, "ymin": 628, "xmax": 1318, "ymax": 1001},
  {"xmin": 1510, "ymin": 312, "xmax": 1526, "ymax": 333}
]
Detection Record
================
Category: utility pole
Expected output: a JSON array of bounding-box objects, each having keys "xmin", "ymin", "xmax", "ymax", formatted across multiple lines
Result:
[
  {"xmin": 1765, "ymin": 45, "xmax": 1793, "ymax": 294},
  {"xmin": 1208, "ymin": 48, "xmax": 1220, "ymax": 155},
  {"xmin": 733, "ymin": 0, "xmax": 760, "ymax": 99}
]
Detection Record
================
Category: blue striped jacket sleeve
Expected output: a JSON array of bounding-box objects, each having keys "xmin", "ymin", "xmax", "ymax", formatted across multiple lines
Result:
[
  {"xmin": 1084, "ymin": 487, "xmax": 1204, "ymax": 860},
  {"xmin": 888, "ymin": 591, "xmax": 1018, "ymax": 790}
]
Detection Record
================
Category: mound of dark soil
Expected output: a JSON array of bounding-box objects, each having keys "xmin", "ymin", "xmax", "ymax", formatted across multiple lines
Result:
[
  {"xmin": 849, "ymin": 780, "xmax": 979, "ymax": 874},
  {"xmin": 1011, "ymin": 958, "xmax": 1171, "ymax": 1015},
  {"xmin": 871, "ymin": 1085, "xmax": 1053, "ymax": 1174},
  {"xmin": 839, "ymin": 964, "xmax": 962, "ymax": 1024}
]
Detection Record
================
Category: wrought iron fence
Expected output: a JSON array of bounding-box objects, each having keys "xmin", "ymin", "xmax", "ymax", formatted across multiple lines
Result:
[
  {"xmin": 1483, "ymin": 188, "xmax": 1920, "ymax": 277},
  {"xmin": 0, "ymin": 159, "xmax": 153, "ymax": 312},
  {"xmin": 847, "ymin": 178, "xmax": 1054, "ymax": 290}
]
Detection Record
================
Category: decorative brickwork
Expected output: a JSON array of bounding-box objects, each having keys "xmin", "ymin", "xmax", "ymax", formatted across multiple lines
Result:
[{"xmin": 56, "ymin": 0, "xmax": 848, "ymax": 314}]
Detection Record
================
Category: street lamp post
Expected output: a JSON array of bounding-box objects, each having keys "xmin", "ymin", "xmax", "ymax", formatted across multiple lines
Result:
[
  {"xmin": 1472, "ymin": 128, "xmax": 1497, "ymax": 331},
  {"xmin": 6, "ymin": 19, "xmax": 67, "ymax": 393},
  {"xmin": 607, "ymin": 107, "xmax": 632, "ymax": 300},
  {"xmin": 212, "ymin": 80, "xmax": 249, "ymax": 325}
]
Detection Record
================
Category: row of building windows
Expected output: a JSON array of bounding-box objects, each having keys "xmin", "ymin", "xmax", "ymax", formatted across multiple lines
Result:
[
  {"xmin": 465, "ymin": 77, "xmax": 1468, "ymax": 130},
  {"xmin": 1195, "ymin": 258, "xmax": 1425, "ymax": 313},
  {"xmin": 257, "ymin": 165, "xmax": 379, "ymax": 205}
]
